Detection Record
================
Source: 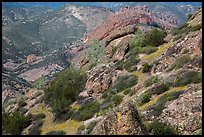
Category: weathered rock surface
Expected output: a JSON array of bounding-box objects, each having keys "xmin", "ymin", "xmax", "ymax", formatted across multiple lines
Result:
[
  {"xmin": 158, "ymin": 84, "xmax": 202, "ymax": 135},
  {"xmin": 152, "ymin": 29, "xmax": 202, "ymax": 74},
  {"xmin": 84, "ymin": 5, "xmax": 177, "ymax": 43},
  {"xmin": 91, "ymin": 103, "xmax": 148, "ymax": 135},
  {"xmin": 85, "ymin": 64, "xmax": 122, "ymax": 98}
]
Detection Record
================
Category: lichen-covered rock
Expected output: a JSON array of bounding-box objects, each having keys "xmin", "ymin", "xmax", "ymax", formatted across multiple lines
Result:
[
  {"xmin": 85, "ymin": 64, "xmax": 122, "ymax": 98},
  {"xmin": 91, "ymin": 103, "xmax": 148, "ymax": 135},
  {"xmin": 112, "ymin": 35, "xmax": 133, "ymax": 61},
  {"xmin": 158, "ymin": 84, "xmax": 202, "ymax": 135}
]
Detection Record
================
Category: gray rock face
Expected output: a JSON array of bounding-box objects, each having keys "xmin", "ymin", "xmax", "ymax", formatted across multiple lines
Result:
[
  {"xmin": 158, "ymin": 84, "xmax": 202, "ymax": 135},
  {"xmin": 85, "ymin": 64, "xmax": 122, "ymax": 98}
]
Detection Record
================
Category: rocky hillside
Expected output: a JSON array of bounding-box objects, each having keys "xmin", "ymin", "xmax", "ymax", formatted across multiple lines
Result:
[
  {"xmin": 2, "ymin": 4, "xmax": 111, "ymax": 114},
  {"xmin": 2, "ymin": 4, "xmax": 202, "ymax": 135},
  {"xmin": 83, "ymin": 5, "xmax": 177, "ymax": 44}
]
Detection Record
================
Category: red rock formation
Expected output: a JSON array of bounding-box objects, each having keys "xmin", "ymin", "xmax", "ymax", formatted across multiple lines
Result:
[{"xmin": 84, "ymin": 6, "xmax": 177, "ymax": 43}]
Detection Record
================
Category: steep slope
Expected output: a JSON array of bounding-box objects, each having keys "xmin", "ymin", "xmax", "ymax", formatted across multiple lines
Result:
[
  {"xmin": 2, "ymin": 4, "xmax": 111, "ymax": 114},
  {"xmin": 71, "ymin": 8, "xmax": 202, "ymax": 135},
  {"xmin": 2, "ymin": 4, "xmax": 202, "ymax": 136}
]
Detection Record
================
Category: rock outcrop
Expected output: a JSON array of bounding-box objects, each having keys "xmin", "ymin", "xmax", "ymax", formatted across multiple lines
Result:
[
  {"xmin": 91, "ymin": 103, "xmax": 148, "ymax": 135},
  {"xmin": 84, "ymin": 5, "xmax": 177, "ymax": 43},
  {"xmin": 158, "ymin": 84, "xmax": 202, "ymax": 135},
  {"xmin": 85, "ymin": 64, "xmax": 122, "ymax": 98}
]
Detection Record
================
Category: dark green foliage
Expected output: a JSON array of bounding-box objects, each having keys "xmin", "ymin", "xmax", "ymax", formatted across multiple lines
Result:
[
  {"xmin": 171, "ymin": 23, "xmax": 188, "ymax": 36},
  {"xmin": 114, "ymin": 60, "xmax": 124, "ymax": 70},
  {"xmin": 123, "ymin": 56, "xmax": 139, "ymax": 72},
  {"xmin": 171, "ymin": 23, "xmax": 201, "ymax": 42},
  {"xmin": 2, "ymin": 112, "xmax": 32, "ymax": 135},
  {"xmin": 147, "ymin": 121, "xmax": 177, "ymax": 135},
  {"xmin": 151, "ymin": 83, "xmax": 169, "ymax": 95},
  {"xmin": 87, "ymin": 121, "xmax": 97, "ymax": 134},
  {"xmin": 111, "ymin": 94, "xmax": 123, "ymax": 106},
  {"xmin": 44, "ymin": 68, "xmax": 87, "ymax": 120},
  {"xmin": 18, "ymin": 99, "xmax": 27, "ymax": 107},
  {"xmin": 46, "ymin": 131, "xmax": 66, "ymax": 135},
  {"xmin": 77, "ymin": 125, "xmax": 86, "ymax": 134},
  {"xmin": 33, "ymin": 76, "xmax": 48, "ymax": 89},
  {"xmin": 168, "ymin": 55, "xmax": 191, "ymax": 71},
  {"xmin": 131, "ymin": 29, "xmax": 166, "ymax": 48},
  {"xmin": 123, "ymin": 88, "xmax": 132, "ymax": 95},
  {"xmin": 112, "ymin": 46, "xmax": 118, "ymax": 56},
  {"xmin": 138, "ymin": 46, "xmax": 158, "ymax": 54},
  {"xmin": 28, "ymin": 120, "xmax": 43, "ymax": 135},
  {"xmin": 108, "ymin": 74, "xmax": 138, "ymax": 94},
  {"xmin": 129, "ymin": 90, "xmax": 137, "ymax": 96},
  {"xmin": 145, "ymin": 76, "xmax": 160, "ymax": 87},
  {"xmin": 151, "ymin": 90, "xmax": 184, "ymax": 116},
  {"xmin": 142, "ymin": 28, "xmax": 167, "ymax": 47},
  {"xmin": 33, "ymin": 113, "xmax": 46, "ymax": 120},
  {"xmin": 187, "ymin": 14, "xmax": 193, "ymax": 20},
  {"xmin": 138, "ymin": 92, "xmax": 151, "ymax": 106},
  {"xmin": 142, "ymin": 63, "xmax": 151, "ymax": 73},
  {"xmin": 71, "ymin": 101, "xmax": 100, "ymax": 121},
  {"xmin": 190, "ymin": 23, "xmax": 202, "ymax": 31},
  {"xmin": 173, "ymin": 71, "xmax": 202, "ymax": 87}
]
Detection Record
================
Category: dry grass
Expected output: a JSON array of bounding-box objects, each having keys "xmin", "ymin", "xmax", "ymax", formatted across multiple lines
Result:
[
  {"xmin": 131, "ymin": 71, "xmax": 150, "ymax": 84},
  {"xmin": 141, "ymin": 41, "xmax": 173, "ymax": 63},
  {"xmin": 139, "ymin": 86, "xmax": 188, "ymax": 111},
  {"xmin": 30, "ymin": 103, "xmax": 82, "ymax": 135}
]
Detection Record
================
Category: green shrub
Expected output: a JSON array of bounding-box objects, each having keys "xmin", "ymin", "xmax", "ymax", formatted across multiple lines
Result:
[
  {"xmin": 111, "ymin": 94, "xmax": 123, "ymax": 106},
  {"xmin": 33, "ymin": 113, "xmax": 46, "ymax": 120},
  {"xmin": 145, "ymin": 76, "xmax": 160, "ymax": 87},
  {"xmin": 142, "ymin": 28, "xmax": 167, "ymax": 47},
  {"xmin": 142, "ymin": 63, "xmax": 151, "ymax": 73},
  {"xmin": 77, "ymin": 125, "xmax": 86, "ymax": 134},
  {"xmin": 168, "ymin": 55, "xmax": 191, "ymax": 71},
  {"xmin": 87, "ymin": 121, "xmax": 97, "ymax": 134},
  {"xmin": 173, "ymin": 34, "xmax": 182, "ymax": 42},
  {"xmin": 173, "ymin": 71, "xmax": 202, "ymax": 87},
  {"xmin": 171, "ymin": 23, "xmax": 188, "ymax": 36},
  {"xmin": 112, "ymin": 46, "xmax": 118, "ymax": 56},
  {"xmin": 187, "ymin": 14, "xmax": 193, "ymax": 20},
  {"xmin": 123, "ymin": 56, "xmax": 140, "ymax": 72},
  {"xmin": 71, "ymin": 101, "xmax": 100, "ymax": 121},
  {"xmin": 151, "ymin": 90, "xmax": 184, "ymax": 116},
  {"xmin": 44, "ymin": 68, "xmax": 87, "ymax": 120},
  {"xmin": 33, "ymin": 76, "xmax": 47, "ymax": 89},
  {"xmin": 151, "ymin": 83, "xmax": 169, "ymax": 95},
  {"xmin": 18, "ymin": 99, "xmax": 27, "ymax": 107},
  {"xmin": 129, "ymin": 90, "xmax": 137, "ymax": 96},
  {"xmin": 46, "ymin": 131, "xmax": 66, "ymax": 135},
  {"xmin": 123, "ymin": 88, "xmax": 132, "ymax": 95},
  {"xmin": 2, "ymin": 112, "xmax": 32, "ymax": 135},
  {"xmin": 108, "ymin": 74, "xmax": 138, "ymax": 94},
  {"xmin": 138, "ymin": 92, "xmax": 151, "ymax": 106},
  {"xmin": 190, "ymin": 24, "xmax": 202, "ymax": 32},
  {"xmin": 147, "ymin": 121, "xmax": 177, "ymax": 135},
  {"xmin": 139, "ymin": 46, "xmax": 158, "ymax": 54},
  {"xmin": 114, "ymin": 60, "xmax": 124, "ymax": 70},
  {"xmin": 28, "ymin": 120, "xmax": 43, "ymax": 135}
]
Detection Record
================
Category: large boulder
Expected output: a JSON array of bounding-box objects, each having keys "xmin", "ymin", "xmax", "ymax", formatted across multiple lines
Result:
[
  {"xmin": 91, "ymin": 103, "xmax": 148, "ymax": 135},
  {"xmin": 85, "ymin": 64, "xmax": 122, "ymax": 98}
]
